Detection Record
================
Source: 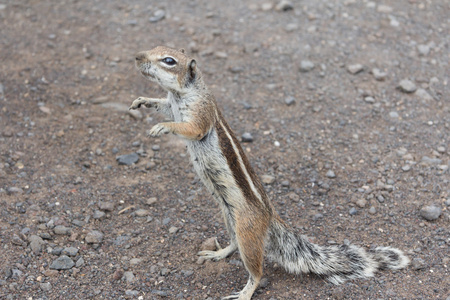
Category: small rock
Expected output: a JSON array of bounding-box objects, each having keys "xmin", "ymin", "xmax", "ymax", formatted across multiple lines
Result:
[
  {"xmin": 241, "ymin": 132, "xmax": 253, "ymax": 143},
  {"xmin": 284, "ymin": 97, "xmax": 295, "ymax": 106},
  {"xmin": 417, "ymin": 44, "xmax": 430, "ymax": 56},
  {"xmin": 53, "ymin": 225, "xmax": 71, "ymax": 235},
  {"xmin": 75, "ymin": 257, "xmax": 85, "ymax": 267},
  {"xmin": 415, "ymin": 88, "xmax": 434, "ymax": 101},
  {"xmin": 112, "ymin": 269, "xmax": 124, "ymax": 281},
  {"xmin": 349, "ymin": 207, "xmax": 358, "ymax": 215},
  {"xmin": 130, "ymin": 258, "xmax": 143, "ymax": 266},
  {"xmin": 201, "ymin": 237, "xmax": 217, "ymax": 251},
  {"xmin": 364, "ymin": 96, "xmax": 375, "ymax": 103},
  {"xmin": 402, "ymin": 165, "xmax": 411, "ymax": 172},
  {"xmin": 411, "ymin": 258, "xmax": 427, "ymax": 270},
  {"xmin": 123, "ymin": 271, "xmax": 136, "ymax": 283},
  {"xmin": 152, "ymin": 290, "xmax": 168, "ymax": 297},
  {"xmin": 85, "ymin": 230, "xmax": 104, "ymax": 244},
  {"xmin": 389, "ymin": 111, "xmax": 399, "ymax": 118},
  {"xmin": 162, "ymin": 217, "xmax": 171, "ymax": 226},
  {"xmin": 377, "ymin": 4, "xmax": 393, "ymax": 13},
  {"xmin": 347, "ymin": 64, "xmax": 364, "ymax": 74},
  {"xmin": 40, "ymin": 282, "xmax": 52, "ymax": 292},
  {"xmin": 261, "ymin": 175, "xmax": 275, "ymax": 184},
  {"xmin": 146, "ymin": 197, "xmax": 158, "ymax": 205},
  {"xmin": 285, "ymin": 23, "xmax": 298, "ymax": 32},
  {"xmin": 62, "ymin": 247, "xmax": 78, "ymax": 256},
  {"xmin": 50, "ymin": 255, "xmax": 75, "ymax": 270},
  {"xmin": 135, "ymin": 209, "xmax": 149, "ymax": 217},
  {"xmin": 169, "ymin": 226, "xmax": 179, "ymax": 234},
  {"xmin": 421, "ymin": 156, "xmax": 442, "ymax": 165},
  {"xmin": 261, "ymin": 3, "xmax": 273, "ymax": 11},
  {"xmin": 93, "ymin": 210, "xmax": 106, "ymax": 219},
  {"xmin": 369, "ymin": 206, "xmax": 377, "ymax": 214},
  {"xmin": 326, "ymin": 170, "xmax": 336, "ymax": 178},
  {"xmin": 98, "ymin": 201, "xmax": 115, "ymax": 212},
  {"xmin": 152, "ymin": 145, "xmax": 160, "ymax": 151},
  {"xmin": 29, "ymin": 235, "xmax": 45, "ymax": 255},
  {"xmin": 281, "ymin": 180, "xmax": 290, "ymax": 187},
  {"xmin": 398, "ymin": 79, "xmax": 417, "ymax": 93},
  {"xmin": 436, "ymin": 146, "xmax": 446, "ymax": 153},
  {"xmin": 356, "ymin": 199, "xmax": 367, "ymax": 208},
  {"xmin": 259, "ymin": 277, "xmax": 269, "ymax": 288},
  {"xmin": 275, "ymin": 0, "xmax": 293, "ymax": 11},
  {"xmin": 125, "ymin": 290, "xmax": 139, "ymax": 297},
  {"xmin": 299, "ymin": 60, "xmax": 315, "ymax": 72},
  {"xmin": 372, "ymin": 68, "xmax": 387, "ymax": 81},
  {"xmin": 420, "ymin": 205, "xmax": 442, "ymax": 221},
  {"xmin": 377, "ymin": 195, "xmax": 385, "ymax": 203},
  {"xmin": 149, "ymin": 9, "xmax": 165, "ymax": 22},
  {"xmin": 116, "ymin": 153, "xmax": 139, "ymax": 166}
]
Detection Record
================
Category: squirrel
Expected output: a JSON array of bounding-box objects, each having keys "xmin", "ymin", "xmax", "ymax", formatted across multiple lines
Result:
[{"xmin": 129, "ymin": 46, "xmax": 410, "ymax": 300}]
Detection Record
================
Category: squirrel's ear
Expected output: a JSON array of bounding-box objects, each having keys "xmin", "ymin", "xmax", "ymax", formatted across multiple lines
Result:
[
  {"xmin": 187, "ymin": 59, "xmax": 197, "ymax": 85},
  {"xmin": 179, "ymin": 48, "xmax": 186, "ymax": 54}
]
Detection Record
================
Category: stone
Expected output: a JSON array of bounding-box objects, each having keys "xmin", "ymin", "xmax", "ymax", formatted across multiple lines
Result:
[
  {"xmin": 53, "ymin": 225, "xmax": 71, "ymax": 235},
  {"xmin": 50, "ymin": 255, "xmax": 75, "ymax": 270},
  {"xmin": 364, "ymin": 96, "xmax": 375, "ymax": 103},
  {"xmin": 369, "ymin": 206, "xmax": 377, "ymax": 214},
  {"xmin": 40, "ymin": 282, "xmax": 52, "ymax": 291},
  {"xmin": 275, "ymin": 0, "xmax": 294, "ymax": 11},
  {"xmin": 299, "ymin": 60, "xmax": 315, "ymax": 72},
  {"xmin": 349, "ymin": 207, "xmax": 358, "ymax": 215},
  {"xmin": 146, "ymin": 197, "xmax": 158, "ymax": 205},
  {"xmin": 398, "ymin": 79, "xmax": 417, "ymax": 93},
  {"xmin": 389, "ymin": 111, "xmax": 399, "ymax": 118},
  {"xmin": 285, "ymin": 23, "xmax": 298, "ymax": 32},
  {"xmin": 62, "ymin": 247, "xmax": 78, "ymax": 256},
  {"xmin": 130, "ymin": 258, "xmax": 143, "ymax": 266},
  {"xmin": 241, "ymin": 132, "xmax": 253, "ymax": 143},
  {"xmin": 116, "ymin": 153, "xmax": 139, "ymax": 165},
  {"xmin": 85, "ymin": 230, "xmax": 104, "ymax": 244},
  {"xmin": 415, "ymin": 88, "xmax": 433, "ymax": 101},
  {"xmin": 261, "ymin": 175, "xmax": 275, "ymax": 184},
  {"xmin": 420, "ymin": 205, "xmax": 442, "ymax": 221},
  {"xmin": 355, "ymin": 199, "xmax": 367, "ymax": 208},
  {"xmin": 92, "ymin": 210, "xmax": 106, "ymax": 219},
  {"xmin": 112, "ymin": 269, "xmax": 124, "ymax": 281},
  {"xmin": 326, "ymin": 170, "xmax": 336, "ymax": 178},
  {"xmin": 29, "ymin": 235, "xmax": 45, "ymax": 255},
  {"xmin": 284, "ymin": 97, "xmax": 295, "ymax": 106},
  {"xmin": 135, "ymin": 209, "xmax": 149, "ymax": 217},
  {"xmin": 75, "ymin": 257, "xmax": 84, "ymax": 267},
  {"xmin": 372, "ymin": 68, "xmax": 387, "ymax": 81},
  {"xmin": 201, "ymin": 237, "xmax": 217, "ymax": 251},
  {"xmin": 377, "ymin": 5, "xmax": 393, "ymax": 13},
  {"xmin": 417, "ymin": 44, "xmax": 430, "ymax": 56},
  {"xmin": 347, "ymin": 64, "xmax": 364, "ymax": 74},
  {"xmin": 98, "ymin": 201, "xmax": 115, "ymax": 211},
  {"xmin": 125, "ymin": 290, "xmax": 139, "ymax": 297},
  {"xmin": 149, "ymin": 9, "xmax": 165, "ymax": 23},
  {"xmin": 169, "ymin": 226, "xmax": 179, "ymax": 234},
  {"xmin": 412, "ymin": 257, "xmax": 427, "ymax": 270},
  {"xmin": 123, "ymin": 271, "xmax": 136, "ymax": 283},
  {"xmin": 421, "ymin": 156, "xmax": 442, "ymax": 165}
]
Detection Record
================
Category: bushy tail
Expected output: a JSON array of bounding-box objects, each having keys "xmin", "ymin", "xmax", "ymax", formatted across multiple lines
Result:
[{"xmin": 266, "ymin": 217, "xmax": 409, "ymax": 284}]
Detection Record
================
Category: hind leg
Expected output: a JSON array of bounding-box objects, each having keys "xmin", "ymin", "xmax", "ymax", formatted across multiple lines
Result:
[{"xmin": 222, "ymin": 213, "xmax": 268, "ymax": 300}]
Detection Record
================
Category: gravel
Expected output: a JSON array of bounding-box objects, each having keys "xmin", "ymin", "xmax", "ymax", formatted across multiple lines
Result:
[
  {"xmin": 50, "ymin": 255, "xmax": 75, "ymax": 270},
  {"xmin": 29, "ymin": 235, "xmax": 45, "ymax": 255},
  {"xmin": 299, "ymin": 60, "xmax": 315, "ymax": 72},
  {"xmin": 116, "ymin": 153, "xmax": 139, "ymax": 165},
  {"xmin": 241, "ymin": 132, "xmax": 254, "ymax": 142},
  {"xmin": 347, "ymin": 64, "xmax": 364, "ymax": 74},
  {"xmin": 85, "ymin": 230, "xmax": 104, "ymax": 244},
  {"xmin": 398, "ymin": 79, "xmax": 417, "ymax": 93},
  {"xmin": 419, "ymin": 205, "xmax": 442, "ymax": 221}
]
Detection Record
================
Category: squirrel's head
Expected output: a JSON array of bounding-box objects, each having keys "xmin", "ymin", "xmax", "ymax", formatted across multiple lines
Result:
[{"xmin": 135, "ymin": 46, "xmax": 199, "ymax": 93}]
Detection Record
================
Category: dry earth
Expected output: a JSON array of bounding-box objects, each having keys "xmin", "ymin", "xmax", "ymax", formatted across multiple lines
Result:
[{"xmin": 0, "ymin": 0, "xmax": 449, "ymax": 299}]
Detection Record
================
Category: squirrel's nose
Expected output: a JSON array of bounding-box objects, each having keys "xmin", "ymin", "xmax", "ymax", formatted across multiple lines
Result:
[{"xmin": 135, "ymin": 52, "xmax": 146, "ymax": 62}]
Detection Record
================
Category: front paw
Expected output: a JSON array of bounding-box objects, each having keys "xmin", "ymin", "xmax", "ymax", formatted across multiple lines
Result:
[
  {"xmin": 129, "ymin": 97, "xmax": 152, "ymax": 110},
  {"xmin": 148, "ymin": 123, "xmax": 170, "ymax": 137}
]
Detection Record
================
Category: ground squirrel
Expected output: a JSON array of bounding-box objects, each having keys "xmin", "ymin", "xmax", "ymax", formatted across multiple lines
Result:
[{"xmin": 129, "ymin": 46, "xmax": 410, "ymax": 300}]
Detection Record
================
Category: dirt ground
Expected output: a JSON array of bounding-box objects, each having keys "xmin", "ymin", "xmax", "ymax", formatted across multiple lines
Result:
[{"xmin": 0, "ymin": 0, "xmax": 449, "ymax": 299}]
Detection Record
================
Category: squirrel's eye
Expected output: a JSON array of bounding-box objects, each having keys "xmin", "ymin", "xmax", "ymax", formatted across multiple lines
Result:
[{"xmin": 162, "ymin": 57, "xmax": 176, "ymax": 66}]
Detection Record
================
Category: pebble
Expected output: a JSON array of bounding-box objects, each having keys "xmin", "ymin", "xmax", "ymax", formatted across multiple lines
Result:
[
  {"xmin": 377, "ymin": 195, "xmax": 385, "ymax": 203},
  {"xmin": 85, "ymin": 230, "xmax": 104, "ymax": 244},
  {"xmin": 364, "ymin": 96, "xmax": 375, "ymax": 103},
  {"xmin": 201, "ymin": 237, "xmax": 217, "ymax": 251},
  {"xmin": 349, "ymin": 207, "xmax": 358, "ymax": 215},
  {"xmin": 76, "ymin": 257, "xmax": 85, "ymax": 267},
  {"xmin": 29, "ymin": 235, "xmax": 45, "ymax": 255},
  {"xmin": 93, "ymin": 210, "xmax": 106, "ymax": 219},
  {"xmin": 261, "ymin": 175, "xmax": 275, "ymax": 184},
  {"xmin": 135, "ymin": 209, "xmax": 149, "ymax": 217},
  {"xmin": 146, "ymin": 197, "xmax": 158, "ymax": 205},
  {"xmin": 241, "ymin": 132, "xmax": 254, "ymax": 143},
  {"xmin": 402, "ymin": 165, "xmax": 411, "ymax": 172},
  {"xmin": 123, "ymin": 271, "xmax": 136, "ymax": 283},
  {"xmin": 261, "ymin": 3, "xmax": 273, "ymax": 11},
  {"xmin": 356, "ymin": 199, "xmax": 367, "ymax": 208},
  {"xmin": 130, "ymin": 258, "xmax": 143, "ymax": 266},
  {"xmin": 347, "ymin": 64, "xmax": 364, "ymax": 74},
  {"xmin": 377, "ymin": 4, "xmax": 393, "ymax": 13},
  {"xmin": 149, "ymin": 9, "xmax": 165, "ymax": 23},
  {"xmin": 420, "ymin": 205, "xmax": 442, "ymax": 221},
  {"xmin": 326, "ymin": 170, "xmax": 336, "ymax": 178},
  {"xmin": 411, "ymin": 257, "xmax": 427, "ymax": 270},
  {"xmin": 398, "ymin": 79, "xmax": 417, "ymax": 93},
  {"xmin": 285, "ymin": 23, "xmax": 299, "ymax": 32},
  {"xmin": 53, "ymin": 225, "xmax": 71, "ymax": 235},
  {"xmin": 116, "ymin": 153, "xmax": 139, "ymax": 166},
  {"xmin": 417, "ymin": 44, "xmax": 430, "ymax": 56},
  {"xmin": 62, "ymin": 247, "xmax": 78, "ymax": 256},
  {"xmin": 299, "ymin": 60, "xmax": 315, "ymax": 72},
  {"xmin": 275, "ymin": 0, "xmax": 294, "ymax": 11},
  {"xmin": 50, "ymin": 255, "xmax": 75, "ymax": 270},
  {"xmin": 436, "ymin": 146, "xmax": 446, "ymax": 153},
  {"xmin": 372, "ymin": 68, "xmax": 387, "ymax": 81},
  {"xmin": 169, "ymin": 226, "xmax": 179, "ymax": 234},
  {"xmin": 125, "ymin": 290, "xmax": 139, "ymax": 297},
  {"xmin": 40, "ymin": 282, "xmax": 52, "ymax": 291},
  {"xmin": 98, "ymin": 201, "xmax": 115, "ymax": 211},
  {"xmin": 152, "ymin": 144, "xmax": 160, "ymax": 151},
  {"xmin": 369, "ymin": 206, "xmax": 377, "ymax": 214},
  {"xmin": 7, "ymin": 187, "xmax": 24, "ymax": 194},
  {"xmin": 421, "ymin": 156, "xmax": 442, "ymax": 165},
  {"xmin": 152, "ymin": 290, "xmax": 168, "ymax": 297},
  {"xmin": 163, "ymin": 217, "xmax": 171, "ymax": 226},
  {"xmin": 281, "ymin": 180, "xmax": 290, "ymax": 187},
  {"xmin": 389, "ymin": 111, "xmax": 399, "ymax": 118},
  {"xmin": 284, "ymin": 97, "xmax": 295, "ymax": 106},
  {"xmin": 112, "ymin": 269, "xmax": 124, "ymax": 281}
]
